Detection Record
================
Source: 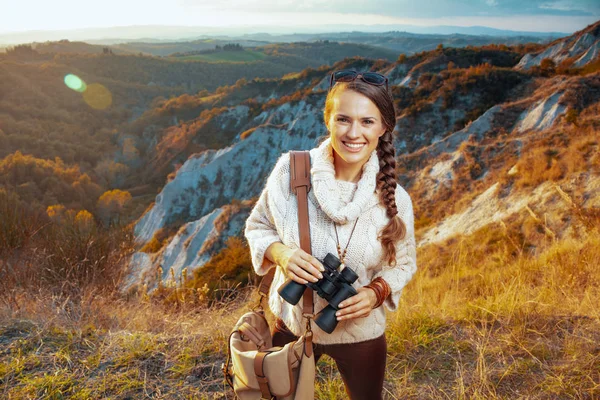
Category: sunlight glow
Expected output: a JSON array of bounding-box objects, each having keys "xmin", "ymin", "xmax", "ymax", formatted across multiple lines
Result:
[
  {"xmin": 64, "ymin": 74, "xmax": 86, "ymax": 93},
  {"xmin": 83, "ymin": 83, "xmax": 112, "ymax": 110}
]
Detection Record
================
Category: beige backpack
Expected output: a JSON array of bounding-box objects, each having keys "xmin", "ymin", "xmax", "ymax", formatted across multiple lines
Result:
[{"xmin": 223, "ymin": 150, "xmax": 316, "ymax": 399}]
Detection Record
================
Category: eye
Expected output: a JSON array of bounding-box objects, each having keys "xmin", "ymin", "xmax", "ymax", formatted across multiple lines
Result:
[
  {"xmin": 336, "ymin": 117, "xmax": 348, "ymax": 122},
  {"xmin": 363, "ymin": 120, "xmax": 374, "ymax": 125}
]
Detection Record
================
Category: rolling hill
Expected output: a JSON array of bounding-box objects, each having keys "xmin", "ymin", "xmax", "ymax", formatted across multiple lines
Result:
[
  {"xmin": 126, "ymin": 21, "xmax": 600, "ymax": 288},
  {"xmin": 1, "ymin": 21, "xmax": 599, "ymax": 399}
]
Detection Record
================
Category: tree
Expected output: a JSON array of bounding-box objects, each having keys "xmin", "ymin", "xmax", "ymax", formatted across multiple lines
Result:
[
  {"xmin": 75, "ymin": 209, "xmax": 96, "ymax": 236},
  {"xmin": 96, "ymin": 189, "xmax": 132, "ymax": 226},
  {"xmin": 94, "ymin": 159, "xmax": 130, "ymax": 188},
  {"xmin": 47, "ymin": 204, "xmax": 67, "ymax": 222}
]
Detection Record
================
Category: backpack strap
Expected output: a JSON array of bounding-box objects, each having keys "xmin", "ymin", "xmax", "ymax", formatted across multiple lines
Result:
[
  {"xmin": 257, "ymin": 151, "xmax": 314, "ymax": 318},
  {"xmin": 289, "ymin": 151, "xmax": 314, "ymax": 320},
  {"xmin": 254, "ymin": 350, "xmax": 277, "ymax": 399}
]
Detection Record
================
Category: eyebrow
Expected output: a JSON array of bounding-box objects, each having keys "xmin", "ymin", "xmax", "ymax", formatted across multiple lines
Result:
[{"xmin": 335, "ymin": 113, "xmax": 378, "ymax": 121}]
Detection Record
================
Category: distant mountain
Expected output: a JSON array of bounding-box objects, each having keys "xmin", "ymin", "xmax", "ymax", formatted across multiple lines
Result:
[
  {"xmin": 3, "ymin": 31, "xmax": 554, "ymax": 59},
  {"xmin": 224, "ymin": 28, "xmax": 564, "ymax": 43},
  {"xmin": 113, "ymin": 32, "xmax": 553, "ymax": 57},
  {"xmin": 124, "ymin": 22, "xmax": 600, "ymax": 289},
  {"xmin": 0, "ymin": 23, "xmax": 568, "ymax": 47}
]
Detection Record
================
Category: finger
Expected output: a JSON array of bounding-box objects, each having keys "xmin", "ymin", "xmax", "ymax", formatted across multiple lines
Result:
[
  {"xmin": 290, "ymin": 264, "xmax": 319, "ymax": 283},
  {"xmin": 337, "ymin": 301, "xmax": 370, "ymax": 318},
  {"xmin": 287, "ymin": 271, "xmax": 308, "ymax": 285},
  {"xmin": 299, "ymin": 258, "xmax": 323, "ymax": 280},
  {"xmin": 297, "ymin": 250, "xmax": 324, "ymax": 274},
  {"xmin": 338, "ymin": 293, "xmax": 363, "ymax": 308},
  {"xmin": 309, "ymin": 256, "xmax": 325, "ymax": 272},
  {"xmin": 337, "ymin": 308, "xmax": 369, "ymax": 321},
  {"xmin": 336, "ymin": 299, "xmax": 368, "ymax": 316}
]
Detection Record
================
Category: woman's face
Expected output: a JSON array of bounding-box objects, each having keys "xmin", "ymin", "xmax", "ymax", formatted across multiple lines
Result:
[{"xmin": 326, "ymin": 88, "xmax": 386, "ymax": 171}]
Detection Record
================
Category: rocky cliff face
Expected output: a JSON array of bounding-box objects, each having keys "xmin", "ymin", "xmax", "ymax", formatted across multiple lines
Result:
[
  {"xmin": 516, "ymin": 22, "xmax": 600, "ymax": 70},
  {"xmin": 126, "ymin": 21, "xmax": 600, "ymax": 289},
  {"xmin": 128, "ymin": 98, "xmax": 327, "ymax": 288}
]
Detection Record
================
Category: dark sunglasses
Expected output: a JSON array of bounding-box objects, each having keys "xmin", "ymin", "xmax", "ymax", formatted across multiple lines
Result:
[{"xmin": 328, "ymin": 69, "xmax": 389, "ymax": 92}]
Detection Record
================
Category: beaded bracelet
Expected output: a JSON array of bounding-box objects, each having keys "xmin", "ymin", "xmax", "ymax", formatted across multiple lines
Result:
[{"xmin": 365, "ymin": 277, "xmax": 391, "ymax": 309}]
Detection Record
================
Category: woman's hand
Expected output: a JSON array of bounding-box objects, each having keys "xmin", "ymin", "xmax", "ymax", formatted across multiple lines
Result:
[
  {"xmin": 270, "ymin": 243, "xmax": 324, "ymax": 284},
  {"xmin": 335, "ymin": 287, "xmax": 378, "ymax": 321}
]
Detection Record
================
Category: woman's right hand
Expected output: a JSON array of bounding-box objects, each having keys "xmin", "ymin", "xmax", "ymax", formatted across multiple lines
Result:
[{"xmin": 270, "ymin": 243, "xmax": 325, "ymax": 284}]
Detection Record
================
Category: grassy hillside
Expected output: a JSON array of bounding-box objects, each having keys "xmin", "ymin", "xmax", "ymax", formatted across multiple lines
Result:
[
  {"xmin": 1, "ymin": 221, "xmax": 598, "ymax": 398},
  {"xmin": 112, "ymin": 39, "xmax": 271, "ymax": 57},
  {"xmin": 168, "ymin": 50, "xmax": 268, "ymax": 62},
  {"xmin": 1, "ymin": 25, "xmax": 600, "ymax": 398},
  {"xmin": 29, "ymin": 39, "xmax": 133, "ymax": 55},
  {"xmin": 0, "ymin": 45, "xmax": 395, "ymax": 219}
]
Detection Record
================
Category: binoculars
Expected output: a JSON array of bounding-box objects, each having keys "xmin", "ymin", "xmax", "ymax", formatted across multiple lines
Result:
[{"xmin": 278, "ymin": 252, "xmax": 358, "ymax": 334}]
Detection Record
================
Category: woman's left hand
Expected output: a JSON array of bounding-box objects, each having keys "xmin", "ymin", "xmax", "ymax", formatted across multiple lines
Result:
[{"xmin": 335, "ymin": 287, "xmax": 377, "ymax": 321}]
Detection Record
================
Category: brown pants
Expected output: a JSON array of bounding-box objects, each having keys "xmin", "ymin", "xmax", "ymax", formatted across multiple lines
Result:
[{"xmin": 272, "ymin": 318, "xmax": 387, "ymax": 400}]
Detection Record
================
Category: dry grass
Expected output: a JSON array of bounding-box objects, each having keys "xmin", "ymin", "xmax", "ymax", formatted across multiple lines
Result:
[
  {"xmin": 385, "ymin": 224, "xmax": 600, "ymax": 399},
  {"xmin": 0, "ymin": 288, "xmax": 255, "ymax": 399},
  {"xmin": 1, "ymin": 219, "xmax": 599, "ymax": 398}
]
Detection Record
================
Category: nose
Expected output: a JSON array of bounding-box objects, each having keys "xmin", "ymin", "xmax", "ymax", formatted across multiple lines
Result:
[{"xmin": 347, "ymin": 120, "xmax": 362, "ymax": 139}]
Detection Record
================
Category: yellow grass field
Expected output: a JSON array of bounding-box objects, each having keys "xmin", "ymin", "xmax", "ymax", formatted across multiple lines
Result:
[{"xmin": 1, "ymin": 220, "xmax": 598, "ymax": 399}]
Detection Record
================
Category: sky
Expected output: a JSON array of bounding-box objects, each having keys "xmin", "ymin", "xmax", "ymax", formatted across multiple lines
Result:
[{"xmin": 1, "ymin": 0, "xmax": 599, "ymax": 34}]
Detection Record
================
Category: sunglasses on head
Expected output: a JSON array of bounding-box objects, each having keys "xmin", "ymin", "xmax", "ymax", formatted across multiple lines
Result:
[{"xmin": 328, "ymin": 69, "xmax": 389, "ymax": 92}]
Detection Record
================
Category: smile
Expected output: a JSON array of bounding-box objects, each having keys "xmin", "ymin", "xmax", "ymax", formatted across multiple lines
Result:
[{"xmin": 342, "ymin": 141, "xmax": 366, "ymax": 152}]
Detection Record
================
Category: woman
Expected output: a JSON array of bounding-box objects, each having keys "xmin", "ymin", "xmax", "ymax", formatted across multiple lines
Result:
[{"xmin": 244, "ymin": 69, "xmax": 417, "ymax": 399}]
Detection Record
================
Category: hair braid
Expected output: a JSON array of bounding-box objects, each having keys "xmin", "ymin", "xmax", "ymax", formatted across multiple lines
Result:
[
  {"xmin": 322, "ymin": 78, "xmax": 407, "ymax": 267},
  {"xmin": 376, "ymin": 131, "xmax": 406, "ymax": 267}
]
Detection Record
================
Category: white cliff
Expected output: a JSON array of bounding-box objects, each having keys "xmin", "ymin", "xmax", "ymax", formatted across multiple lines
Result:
[{"xmin": 516, "ymin": 24, "xmax": 600, "ymax": 70}]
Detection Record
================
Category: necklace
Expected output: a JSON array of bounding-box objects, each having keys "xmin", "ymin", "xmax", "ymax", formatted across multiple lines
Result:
[{"xmin": 333, "ymin": 216, "xmax": 360, "ymax": 269}]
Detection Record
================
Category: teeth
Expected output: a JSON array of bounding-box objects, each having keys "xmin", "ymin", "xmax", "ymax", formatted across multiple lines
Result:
[{"xmin": 344, "ymin": 142, "xmax": 365, "ymax": 148}]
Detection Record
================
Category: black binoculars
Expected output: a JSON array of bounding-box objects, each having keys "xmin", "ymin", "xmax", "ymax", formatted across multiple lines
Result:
[{"xmin": 278, "ymin": 252, "xmax": 358, "ymax": 334}]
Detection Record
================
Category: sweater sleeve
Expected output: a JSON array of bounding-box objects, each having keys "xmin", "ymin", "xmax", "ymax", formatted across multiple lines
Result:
[
  {"xmin": 372, "ymin": 185, "xmax": 417, "ymax": 312},
  {"xmin": 244, "ymin": 152, "xmax": 291, "ymax": 276}
]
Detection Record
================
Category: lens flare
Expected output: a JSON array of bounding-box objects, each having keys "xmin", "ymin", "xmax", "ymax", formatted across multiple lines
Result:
[
  {"xmin": 82, "ymin": 83, "xmax": 112, "ymax": 110},
  {"xmin": 64, "ymin": 74, "xmax": 86, "ymax": 92}
]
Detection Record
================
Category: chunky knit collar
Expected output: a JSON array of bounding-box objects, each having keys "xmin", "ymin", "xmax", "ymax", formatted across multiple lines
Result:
[{"xmin": 308, "ymin": 137, "xmax": 380, "ymax": 224}]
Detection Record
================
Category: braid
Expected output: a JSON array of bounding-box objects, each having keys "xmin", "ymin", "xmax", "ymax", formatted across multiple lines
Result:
[
  {"xmin": 376, "ymin": 131, "xmax": 406, "ymax": 267},
  {"xmin": 322, "ymin": 78, "xmax": 406, "ymax": 267}
]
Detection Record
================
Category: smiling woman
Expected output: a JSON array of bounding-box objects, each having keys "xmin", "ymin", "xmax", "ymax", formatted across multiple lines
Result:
[
  {"xmin": 244, "ymin": 69, "xmax": 418, "ymax": 399},
  {"xmin": 326, "ymin": 89, "xmax": 387, "ymax": 183}
]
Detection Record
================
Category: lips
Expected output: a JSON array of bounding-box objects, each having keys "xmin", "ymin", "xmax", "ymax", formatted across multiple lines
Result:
[{"xmin": 342, "ymin": 141, "xmax": 366, "ymax": 152}]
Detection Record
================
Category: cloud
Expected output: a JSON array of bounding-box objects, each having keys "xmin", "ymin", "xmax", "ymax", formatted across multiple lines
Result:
[{"xmin": 181, "ymin": 0, "xmax": 600, "ymax": 17}]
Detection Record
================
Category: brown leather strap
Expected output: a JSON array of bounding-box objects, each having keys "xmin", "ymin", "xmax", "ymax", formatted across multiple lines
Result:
[
  {"xmin": 238, "ymin": 322, "xmax": 266, "ymax": 349},
  {"xmin": 290, "ymin": 151, "xmax": 314, "ymax": 318},
  {"xmin": 304, "ymin": 331, "xmax": 313, "ymax": 358},
  {"xmin": 256, "ymin": 151, "xmax": 314, "ymax": 318},
  {"xmin": 258, "ymin": 268, "xmax": 275, "ymax": 298},
  {"xmin": 290, "ymin": 151, "xmax": 312, "ymax": 196},
  {"xmin": 254, "ymin": 350, "xmax": 275, "ymax": 399},
  {"xmin": 223, "ymin": 331, "xmax": 236, "ymax": 390}
]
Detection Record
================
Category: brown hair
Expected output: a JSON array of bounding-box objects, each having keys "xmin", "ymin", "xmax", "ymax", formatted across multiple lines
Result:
[{"xmin": 321, "ymin": 79, "xmax": 406, "ymax": 267}]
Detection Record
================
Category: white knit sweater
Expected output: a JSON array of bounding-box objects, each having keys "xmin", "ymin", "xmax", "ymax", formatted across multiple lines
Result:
[{"xmin": 244, "ymin": 137, "xmax": 417, "ymax": 344}]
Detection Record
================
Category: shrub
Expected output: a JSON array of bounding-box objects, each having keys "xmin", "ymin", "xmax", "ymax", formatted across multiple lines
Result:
[
  {"xmin": 187, "ymin": 236, "xmax": 253, "ymax": 303},
  {"xmin": 0, "ymin": 189, "xmax": 46, "ymax": 255}
]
